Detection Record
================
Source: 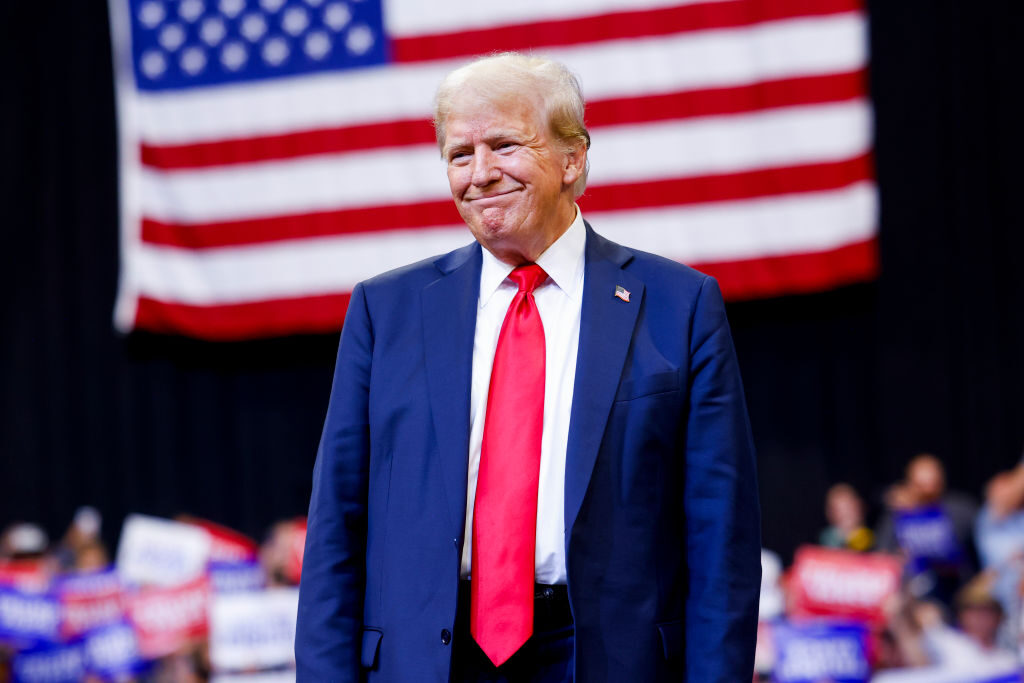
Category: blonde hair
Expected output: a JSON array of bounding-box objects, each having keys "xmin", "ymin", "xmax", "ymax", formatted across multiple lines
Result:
[{"xmin": 433, "ymin": 52, "xmax": 591, "ymax": 197}]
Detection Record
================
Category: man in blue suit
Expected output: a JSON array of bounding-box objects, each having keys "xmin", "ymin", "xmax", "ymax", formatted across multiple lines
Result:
[{"xmin": 296, "ymin": 53, "xmax": 761, "ymax": 682}]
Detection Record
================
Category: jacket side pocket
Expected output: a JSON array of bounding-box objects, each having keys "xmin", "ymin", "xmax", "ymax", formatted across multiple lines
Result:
[
  {"xmin": 656, "ymin": 620, "xmax": 683, "ymax": 660},
  {"xmin": 360, "ymin": 627, "xmax": 383, "ymax": 669}
]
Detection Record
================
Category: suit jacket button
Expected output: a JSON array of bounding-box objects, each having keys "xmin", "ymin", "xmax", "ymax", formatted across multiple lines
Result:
[{"xmin": 441, "ymin": 629, "xmax": 452, "ymax": 645}]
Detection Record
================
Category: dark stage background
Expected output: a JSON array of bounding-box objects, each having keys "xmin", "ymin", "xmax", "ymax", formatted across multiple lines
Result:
[{"xmin": 2, "ymin": 2, "xmax": 1022, "ymax": 562}]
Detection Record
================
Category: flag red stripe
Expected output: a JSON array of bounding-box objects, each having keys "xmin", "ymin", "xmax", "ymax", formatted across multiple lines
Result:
[
  {"xmin": 135, "ymin": 293, "xmax": 352, "ymax": 341},
  {"xmin": 132, "ymin": 238, "xmax": 876, "ymax": 339},
  {"xmin": 139, "ymin": 118, "xmax": 434, "ymax": 171},
  {"xmin": 138, "ymin": 70, "xmax": 867, "ymax": 171},
  {"xmin": 701, "ymin": 236, "xmax": 877, "ymax": 300},
  {"xmin": 586, "ymin": 70, "xmax": 866, "ymax": 128},
  {"xmin": 391, "ymin": 0, "xmax": 862, "ymax": 63},
  {"xmin": 142, "ymin": 199, "xmax": 461, "ymax": 247},
  {"xmin": 578, "ymin": 153, "xmax": 873, "ymax": 213},
  {"xmin": 141, "ymin": 153, "xmax": 872, "ymax": 248}
]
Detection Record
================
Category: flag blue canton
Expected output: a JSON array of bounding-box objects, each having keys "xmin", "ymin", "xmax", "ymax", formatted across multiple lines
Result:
[{"xmin": 128, "ymin": 0, "xmax": 389, "ymax": 91}]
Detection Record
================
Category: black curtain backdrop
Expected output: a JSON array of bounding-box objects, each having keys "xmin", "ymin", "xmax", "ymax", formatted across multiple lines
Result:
[{"xmin": 2, "ymin": 2, "xmax": 1022, "ymax": 563}]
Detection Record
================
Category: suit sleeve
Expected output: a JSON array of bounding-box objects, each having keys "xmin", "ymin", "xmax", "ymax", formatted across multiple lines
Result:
[
  {"xmin": 295, "ymin": 283, "xmax": 373, "ymax": 681},
  {"xmin": 683, "ymin": 276, "xmax": 762, "ymax": 682}
]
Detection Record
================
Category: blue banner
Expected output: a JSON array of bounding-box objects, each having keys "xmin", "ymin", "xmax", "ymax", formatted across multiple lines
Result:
[
  {"xmin": 894, "ymin": 506, "xmax": 963, "ymax": 568},
  {"xmin": 83, "ymin": 620, "xmax": 148, "ymax": 680},
  {"xmin": 208, "ymin": 560, "xmax": 266, "ymax": 593},
  {"xmin": 54, "ymin": 568, "xmax": 120, "ymax": 597},
  {"xmin": 11, "ymin": 641, "xmax": 86, "ymax": 683},
  {"xmin": 773, "ymin": 620, "xmax": 870, "ymax": 683},
  {"xmin": 0, "ymin": 587, "xmax": 61, "ymax": 647}
]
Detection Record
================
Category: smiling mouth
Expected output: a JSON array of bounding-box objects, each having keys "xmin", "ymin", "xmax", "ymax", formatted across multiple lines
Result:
[{"xmin": 467, "ymin": 189, "xmax": 519, "ymax": 201}]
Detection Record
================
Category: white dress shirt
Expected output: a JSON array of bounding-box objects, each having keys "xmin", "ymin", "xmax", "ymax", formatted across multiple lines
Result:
[{"xmin": 459, "ymin": 207, "xmax": 586, "ymax": 585}]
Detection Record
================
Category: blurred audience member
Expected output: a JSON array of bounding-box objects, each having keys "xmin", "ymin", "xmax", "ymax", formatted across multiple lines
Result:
[
  {"xmin": 953, "ymin": 573, "xmax": 1006, "ymax": 654},
  {"xmin": 876, "ymin": 454, "xmax": 977, "ymax": 603},
  {"xmin": 0, "ymin": 522, "xmax": 53, "ymax": 590},
  {"xmin": 877, "ymin": 454, "xmax": 977, "ymax": 550},
  {"xmin": 885, "ymin": 575, "xmax": 1016, "ymax": 671},
  {"xmin": 260, "ymin": 518, "xmax": 305, "ymax": 586},
  {"xmin": 0, "ymin": 522, "xmax": 48, "ymax": 560},
  {"xmin": 73, "ymin": 540, "xmax": 110, "ymax": 572},
  {"xmin": 52, "ymin": 506, "xmax": 104, "ymax": 572},
  {"xmin": 150, "ymin": 642, "xmax": 208, "ymax": 683},
  {"xmin": 819, "ymin": 483, "xmax": 875, "ymax": 551},
  {"xmin": 974, "ymin": 454, "xmax": 1024, "ymax": 646}
]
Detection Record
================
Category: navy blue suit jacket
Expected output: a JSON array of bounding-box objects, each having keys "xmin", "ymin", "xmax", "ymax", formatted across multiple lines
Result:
[{"xmin": 295, "ymin": 224, "xmax": 761, "ymax": 682}]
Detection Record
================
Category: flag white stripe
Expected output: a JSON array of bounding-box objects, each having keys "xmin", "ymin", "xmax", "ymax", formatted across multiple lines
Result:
[
  {"xmin": 132, "ymin": 182, "xmax": 875, "ymax": 304},
  {"xmin": 384, "ymin": 0, "xmax": 732, "ymax": 37},
  {"xmin": 598, "ymin": 180, "xmax": 875, "ymax": 262},
  {"xmin": 588, "ymin": 101, "xmax": 870, "ymax": 182},
  {"xmin": 133, "ymin": 13, "xmax": 866, "ymax": 145},
  {"xmin": 137, "ymin": 100, "xmax": 870, "ymax": 223}
]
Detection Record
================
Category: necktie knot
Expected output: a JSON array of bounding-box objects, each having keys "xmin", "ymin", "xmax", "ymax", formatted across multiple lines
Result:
[{"xmin": 508, "ymin": 264, "xmax": 548, "ymax": 293}]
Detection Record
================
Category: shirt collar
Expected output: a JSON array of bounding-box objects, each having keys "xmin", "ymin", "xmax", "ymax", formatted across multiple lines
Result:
[{"xmin": 478, "ymin": 205, "xmax": 586, "ymax": 308}]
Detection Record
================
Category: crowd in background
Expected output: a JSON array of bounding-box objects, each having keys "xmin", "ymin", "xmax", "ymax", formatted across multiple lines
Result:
[
  {"xmin": 757, "ymin": 453, "xmax": 1024, "ymax": 682},
  {"xmin": 0, "ymin": 510, "xmax": 306, "ymax": 682},
  {"xmin": 1, "ymin": 452, "xmax": 1022, "ymax": 682}
]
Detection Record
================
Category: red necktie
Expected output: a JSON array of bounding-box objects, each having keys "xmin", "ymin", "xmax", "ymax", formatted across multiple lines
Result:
[{"xmin": 471, "ymin": 264, "xmax": 548, "ymax": 666}]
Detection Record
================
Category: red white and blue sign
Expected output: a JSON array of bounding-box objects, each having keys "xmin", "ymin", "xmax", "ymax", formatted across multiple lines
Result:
[
  {"xmin": 788, "ymin": 545, "xmax": 902, "ymax": 626},
  {"xmin": 55, "ymin": 569, "xmax": 125, "ymax": 639}
]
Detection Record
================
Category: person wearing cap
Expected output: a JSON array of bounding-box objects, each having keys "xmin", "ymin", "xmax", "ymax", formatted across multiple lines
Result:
[{"xmin": 295, "ymin": 52, "xmax": 761, "ymax": 682}]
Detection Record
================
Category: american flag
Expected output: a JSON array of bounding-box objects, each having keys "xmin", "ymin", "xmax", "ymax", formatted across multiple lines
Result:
[{"xmin": 108, "ymin": 0, "xmax": 876, "ymax": 340}]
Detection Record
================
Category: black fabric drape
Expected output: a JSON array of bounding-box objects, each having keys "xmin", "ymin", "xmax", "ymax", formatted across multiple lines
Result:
[{"xmin": 2, "ymin": 1, "xmax": 1021, "ymax": 561}]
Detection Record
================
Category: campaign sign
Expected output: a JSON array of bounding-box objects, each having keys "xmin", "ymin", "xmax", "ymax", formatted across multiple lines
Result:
[
  {"xmin": 0, "ymin": 560, "xmax": 50, "ymax": 593},
  {"xmin": 183, "ymin": 517, "xmax": 259, "ymax": 563},
  {"xmin": 56, "ymin": 568, "xmax": 124, "ymax": 639},
  {"xmin": 772, "ymin": 620, "xmax": 870, "ymax": 683},
  {"xmin": 83, "ymin": 620, "xmax": 147, "ymax": 680},
  {"xmin": 116, "ymin": 514, "xmax": 211, "ymax": 587},
  {"xmin": 11, "ymin": 641, "xmax": 86, "ymax": 683},
  {"xmin": 894, "ymin": 506, "xmax": 963, "ymax": 566},
  {"xmin": 126, "ymin": 574, "xmax": 210, "ymax": 658},
  {"xmin": 789, "ymin": 546, "xmax": 902, "ymax": 625},
  {"xmin": 210, "ymin": 673, "xmax": 297, "ymax": 683},
  {"xmin": 210, "ymin": 587, "xmax": 299, "ymax": 672},
  {"xmin": 0, "ymin": 586, "xmax": 61, "ymax": 647},
  {"xmin": 873, "ymin": 665, "xmax": 1022, "ymax": 683},
  {"xmin": 209, "ymin": 561, "xmax": 266, "ymax": 594}
]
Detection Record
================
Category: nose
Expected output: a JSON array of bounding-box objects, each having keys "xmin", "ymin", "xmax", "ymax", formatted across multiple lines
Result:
[{"xmin": 470, "ymin": 146, "xmax": 501, "ymax": 187}]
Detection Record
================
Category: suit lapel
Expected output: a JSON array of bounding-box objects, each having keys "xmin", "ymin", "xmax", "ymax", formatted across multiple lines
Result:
[
  {"xmin": 421, "ymin": 243, "xmax": 482, "ymax": 535},
  {"xmin": 564, "ymin": 225, "xmax": 643, "ymax": 536}
]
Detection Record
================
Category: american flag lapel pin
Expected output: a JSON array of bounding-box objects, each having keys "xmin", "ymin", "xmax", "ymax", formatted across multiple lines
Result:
[{"xmin": 614, "ymin": 285, "xmax": 631, "ymax": 302}]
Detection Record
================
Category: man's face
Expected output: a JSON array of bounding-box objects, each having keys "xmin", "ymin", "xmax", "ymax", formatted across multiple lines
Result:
[
  {"xmin": 442, "ymin": 92, "xmax": 583, "ymax": 264},
  {"xmin": 826, "ymin": 490, "xmax": 863, "ymax": 531},
  {"xmin": 908, "ymin": 459, "xmax": 945, "ymax": 503},
  {"xmin": 958, "ymin": 604, "xmax": 1002, "ymax": 648}
]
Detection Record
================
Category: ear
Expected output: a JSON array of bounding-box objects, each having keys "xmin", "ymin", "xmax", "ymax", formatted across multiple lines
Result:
[{"xmin": 561, "ymin": 141, "xmax": 587, "ymax": 187}]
